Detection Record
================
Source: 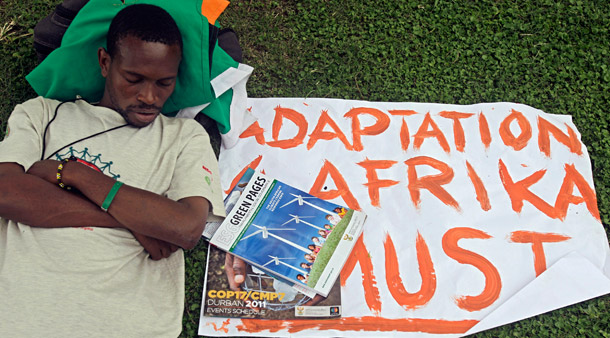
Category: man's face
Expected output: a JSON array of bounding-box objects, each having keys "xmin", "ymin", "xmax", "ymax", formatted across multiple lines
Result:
[{"xmin": 98, "ymin": 35, "xmax": 181, "ymax": 127}]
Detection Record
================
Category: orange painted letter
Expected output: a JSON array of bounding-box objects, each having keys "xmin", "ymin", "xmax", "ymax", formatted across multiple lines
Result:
[
  {"xmin": 307, "ymin": 109, "xmax": 353, "ymax": 150},
  {"xmin": 404, "ymin": 156, "xmax": 460, "ymax": 211},
  {"xmin": 266, "ymin": 106, "xmax": 308, "ymax": 149},
  {"xmin": 537, "ymin": 117, "xmax": 582, "ymax": 157},
  {"xmin": 357, "ymin": 159, "xmax": 399, "ymax": 207},
  {"xmin": 341, "ymin": 235, "xmax": 382, "ymax": 315},
  {"xmin": 344, "ymin": 107, "xmax": 390, "ymax": 151},
  {"xmin": 225, "ymin": 155, "xmax": 263, "ymax": 194},
  {"xmin": 509, "ymin": 231, "xmax": 571, "ymax": 276},
  {"xmin": 466, "ymin": 161, "xmax": 491, "ymax": 211},
  {"xmin": 478, "ymin": 113, "xmax": 492, "ymax": 149},
  {"xmin": 499, "ymin": 109, "xmax": 532, "ymax": 151},
  {"xmin": 239, "ymin": 121, "xmax": 266, "ymax": 145},
  {"xmin": 389, "ymin": 110, "xmax": 418, "ymax": 151},
  {"xmin": 385, "ymin": 232, "xmax": 436, "ymax": 310},
  {"xmin": 439, "ymin": 111, "xmax": 475, "ymax": 152},
  {"xmin": 554, "ymin": 164, "xmax": 601, "ymax": 221},
  {"xmin": 389, "ymin": 109, "xmax": 419, "ymax": 117},
  {"xmin": 309, "ymin": 160, "xmax": 361, "ymax": 210},
  {"xmin": 442, "ymin": 227, "xmax": 501, "ymax": 312},
  {"xmin": 498, "ymin": 159, "xmax": 558, "ymax": 218},
  {"xmin": 413, "ymin": 113, "xmax": 451, "ymax": 153},
  {"xmin": 399, "ymin": 119, "xmax": 410, "ymax": 151}
]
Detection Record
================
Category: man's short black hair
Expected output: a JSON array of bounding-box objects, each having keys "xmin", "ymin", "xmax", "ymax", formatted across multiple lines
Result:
[{"xmin": 106, "ymin": 4, "xmax": 183, "ymax": 57}]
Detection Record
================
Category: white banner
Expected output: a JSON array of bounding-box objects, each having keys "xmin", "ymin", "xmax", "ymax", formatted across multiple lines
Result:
[{"xmin": 199, "ymin": 98, "xmax": 610, "ymax": 337}]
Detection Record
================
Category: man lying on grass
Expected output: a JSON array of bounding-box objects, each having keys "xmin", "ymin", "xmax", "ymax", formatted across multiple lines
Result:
[{"xmin": 0, "ymin": 4, "xmax": 223, "ymax": 337}]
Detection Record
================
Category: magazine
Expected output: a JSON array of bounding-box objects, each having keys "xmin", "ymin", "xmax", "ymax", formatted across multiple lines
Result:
[
  {"xmin": 201, "ymin": 244, "xmax": 342, "ymax": 319},
  {"xmin": 202, "ymin": 168, "xmax": 255, "ymax": 240},
  {"xmin": 204, "ymin": 168, "xmax": 316, "ymax": 299},
  {"xmin": 209, "ymin": 170, "xmax": 367, "ymax": 297}
]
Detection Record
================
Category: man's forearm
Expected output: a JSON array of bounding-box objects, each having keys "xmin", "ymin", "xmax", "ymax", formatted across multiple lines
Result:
[
  {"xmin": 60, "ymin": 160, "xmax": 209, "ymax": 249},
  {"xmin": 0, "ymin": 163, "xmax": 122, "ymax": 228}
]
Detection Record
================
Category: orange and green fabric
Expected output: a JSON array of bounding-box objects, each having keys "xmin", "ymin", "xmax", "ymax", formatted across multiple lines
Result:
[{"xmin": 26, "ymin": 0, "xmax": 248, "ymax": 140}]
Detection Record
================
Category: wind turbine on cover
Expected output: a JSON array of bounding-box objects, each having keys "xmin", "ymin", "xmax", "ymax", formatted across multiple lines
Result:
[
  {"xmin": 281, "ymin": 214, "xmax": 323, "ymax": 230},
  {"xmin": 240, "ymin": 224, "xmax": 311, "ymax": 253},
  {"xmin": 262, "ymin": 256, "xmax": 308, "ymax": 275},
  {"xmin": 280, "ymin": 193, "xmax": 336, "ymax": 215}
]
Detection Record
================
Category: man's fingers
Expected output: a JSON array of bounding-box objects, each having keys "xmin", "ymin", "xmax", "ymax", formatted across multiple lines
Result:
[
  {"xmin": 232, "ymin": 256, "xmax": 246, "ymax": 284},
  {"xmin": 132, "ymin": 230, "xmax": 179, "ymax": 260},
  {"xmin": 149, "ymin": 247, "xmax": 162, "ymax": 260},
  {"xmin": 159, "ymin": 244, "xmax": 169, "ymax": 259},
  {"xmin": 303, "ymin": 294, "xmax": 326, "ymax": 306},
  {"xmin": 224, "ymin": 254, "xmax": 240, "ymax": 291},
  {"xmin": 225, "ymin": 253, "xmax": 247, "ymax": 291}
]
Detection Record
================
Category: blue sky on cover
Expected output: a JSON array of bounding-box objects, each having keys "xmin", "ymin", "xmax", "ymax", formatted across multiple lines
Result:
[{"xmin": 232, "ymin": 179, "xmax": 345, "ymax": 283}]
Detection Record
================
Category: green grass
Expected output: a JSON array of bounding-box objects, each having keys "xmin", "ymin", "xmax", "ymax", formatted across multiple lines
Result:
[
  {"xmin": 307, "ymin": 209, "xmax": 353, "ymax": 288},
  {"xmin": 2, "ymin": 0, "xmax": 610, "ymax": 337}
]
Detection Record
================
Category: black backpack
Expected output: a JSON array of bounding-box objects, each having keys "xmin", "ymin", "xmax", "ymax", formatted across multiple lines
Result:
[
  {"xmin": 33, "ymin": 0, "xmax": 242, "ymax": 63},
  {"xmin": 33, "ymin": 0, "xmax": 89, "ymax": 63}
]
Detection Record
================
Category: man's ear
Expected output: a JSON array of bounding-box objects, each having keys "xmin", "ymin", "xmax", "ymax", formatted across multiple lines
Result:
[{"xmin": 98, "ymin": 47, "xmax": 111, "ymax": 78}]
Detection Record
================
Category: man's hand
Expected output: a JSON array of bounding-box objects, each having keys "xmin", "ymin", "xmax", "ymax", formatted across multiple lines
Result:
[
  {"xmin": 131, "ymin": 231, "xmax": 179, "ymax": 260},
  {"xmin": 26, "ymin": 159, "xmax": 62, "ymax": 185},
  {"xmin": 0, "ymin": 162, "xmax": 123, "ymax": 229},
  {"xmin": 303, "ymin": 294, "xmax": 326, "ymax": 306},
  {"xmin": 225, "ymin": 253, "xmax": 249, "ymax": 291}
]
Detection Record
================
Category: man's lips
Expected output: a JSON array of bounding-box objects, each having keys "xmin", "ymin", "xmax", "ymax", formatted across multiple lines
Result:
[
  {"xmin": 127, "ymin": 105, "xmax": 161, "ymax": 114},
  {"xmin": 133, "ymin": 110, "xmax": 159, "ymax": 115},
  {"xmin": 132, "ymin": 111, "xmax": 159, "ymax": 124}
]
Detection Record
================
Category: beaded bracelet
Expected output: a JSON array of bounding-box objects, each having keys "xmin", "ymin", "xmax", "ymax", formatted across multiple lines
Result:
[
  {"xmin": 101, "ymin": 181, "xmax": 123, "ymax": 212},
  {"xmin": 56, "ymin": 158, "xmax": 74, "ymax": 190}
]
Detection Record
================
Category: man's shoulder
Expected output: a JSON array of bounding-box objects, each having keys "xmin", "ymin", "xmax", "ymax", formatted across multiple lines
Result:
[
  {"xmin": 17, "ymin": 96, "xmax": 61, "ymax": 109},
  {"xmin": 7, "ymin": 97, "xmax": 64, "ymax": 121},
  {"xmin": 157, "ymin": 114, "xmax": 208, "ymax": 137}
]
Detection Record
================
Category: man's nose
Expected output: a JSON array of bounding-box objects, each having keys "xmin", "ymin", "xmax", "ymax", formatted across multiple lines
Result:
[{"xmin": 137, "ymin": 82, "xmax": 157, "ymax": 105}]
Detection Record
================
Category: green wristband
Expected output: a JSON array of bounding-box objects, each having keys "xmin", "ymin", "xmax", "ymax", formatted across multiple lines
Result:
[{"xmin": 101, "ymin": 181, "xmax": 123, "ymax": 212}]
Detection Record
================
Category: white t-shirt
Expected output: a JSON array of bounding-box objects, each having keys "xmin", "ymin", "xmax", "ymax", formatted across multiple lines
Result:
[{"xmin": 0, "ymin": 97, "xmax": 225, "ymax": 337}]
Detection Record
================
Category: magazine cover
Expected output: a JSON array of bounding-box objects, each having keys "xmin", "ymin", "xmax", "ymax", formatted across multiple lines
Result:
[
  {"xmin": 202, "ymin": 168, "xmax": 255, "ymax": 239},
  {"xmin": 204, "ymin": 168, "xmax": 317, "ymax": 299},
  {"xmin": 201, "ymin": 244, "xmax": 342, "ymax": 319},
  {"xmin": 210, "ymin": 171, "xmax": 367, "ymax": 297}
]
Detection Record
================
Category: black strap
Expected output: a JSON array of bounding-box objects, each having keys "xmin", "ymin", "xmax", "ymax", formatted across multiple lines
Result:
[{"xmin": 41, "ymin": 99, "xmax": 129, "ymax": 160}]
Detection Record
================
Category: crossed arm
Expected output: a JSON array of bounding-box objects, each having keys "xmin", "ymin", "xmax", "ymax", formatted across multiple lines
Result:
[{"xmin": 0, "ymin": 160, "xmax": 210, "ymax": 257}]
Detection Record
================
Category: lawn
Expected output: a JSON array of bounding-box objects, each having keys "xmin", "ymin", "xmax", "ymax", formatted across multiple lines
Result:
[{"xmin": 1, "ymin": 0, "xmax": 609, "ymax": 337}]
